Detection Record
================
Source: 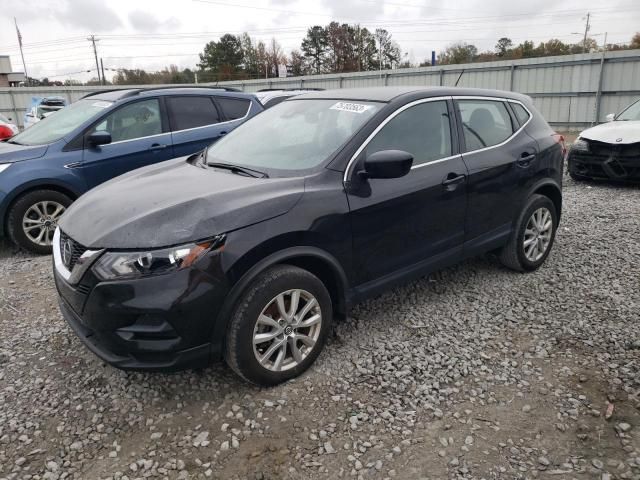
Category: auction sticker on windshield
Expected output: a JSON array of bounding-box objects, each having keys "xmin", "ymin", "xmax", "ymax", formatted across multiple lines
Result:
[{"xmin": 330, "ymin": 102, "xmax": 373, "ymax": 114}]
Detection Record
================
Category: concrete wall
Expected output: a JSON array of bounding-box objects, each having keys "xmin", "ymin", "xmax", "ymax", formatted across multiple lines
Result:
[{"xmin": 1, "ymin": 49, "xmax": 639, "ymax": 131}]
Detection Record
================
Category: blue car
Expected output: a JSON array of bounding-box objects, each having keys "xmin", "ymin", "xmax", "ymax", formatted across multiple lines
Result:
[{"xmin": 0, "ymin": 87, "xmax": 263, "ymax": 253}]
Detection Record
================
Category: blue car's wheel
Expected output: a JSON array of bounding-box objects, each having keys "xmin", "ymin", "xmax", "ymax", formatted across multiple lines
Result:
[{"xmin": 7, "ymin": 190, "xmax": 72, "ymax": 254}]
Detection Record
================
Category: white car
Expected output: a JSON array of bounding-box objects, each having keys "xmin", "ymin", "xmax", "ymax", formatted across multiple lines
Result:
[
  {"xmin": 568, "ymin": 98, "xmax": 640, "ymax": 181},
  {"xmin": 0, "ymin": 113, "xmax": 19, "ymax": 140},
  {"xmin": 23, "ymin": 97, "xmax": 67, "ymax": 129}
]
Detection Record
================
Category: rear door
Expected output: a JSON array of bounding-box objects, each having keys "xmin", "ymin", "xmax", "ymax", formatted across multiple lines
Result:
[
  {"xmin": 454, "ymin": 97, "xmax": 538, "ymax": 248},
  {"xmin": 167, "ymin": 96, "xmax": 226, "ymax": 157},
  {"xmin": 81, "ymin": 98, "xmax": 174, "ymax": 189}
]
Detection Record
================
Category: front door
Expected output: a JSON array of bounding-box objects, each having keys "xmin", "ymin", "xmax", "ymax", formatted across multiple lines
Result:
[
  {"xmin": 81, "ymin": 98, "xmax": 174, "ymax": 189},
  {"xmin": 346, "ymin": 98, "xmax": 468, "ymax": 287}
]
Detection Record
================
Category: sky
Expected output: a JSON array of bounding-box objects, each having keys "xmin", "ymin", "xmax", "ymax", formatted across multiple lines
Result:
[{"xmin": 1, "ymin": 0, "xmax": 639, "ymax": 83}]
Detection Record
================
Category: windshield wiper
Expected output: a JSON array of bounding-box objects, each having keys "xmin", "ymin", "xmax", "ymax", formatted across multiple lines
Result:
[
  {"xmin": 6, "ymin": 139, "xmax": 22, "ymax": 145},
  {"xmin": 207, "ymin": 162, "xmax": 268, "ymax": 178}
]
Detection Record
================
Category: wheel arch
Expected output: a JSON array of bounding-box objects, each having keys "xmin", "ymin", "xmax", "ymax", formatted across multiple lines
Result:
[
  {"xmin": 2, "ymin": 181, "xmax": 80, "ymax": 236},
  {"xmin": 211, "ymin": 245, "xmax": 350, "ymax": 359},
  {"xmin": 531, "ymin": 182, "xmax": 562, "ymax": 221},
  {"xmin": 530, "ymin": 180, "xmax": 562, "ymax": 220}
]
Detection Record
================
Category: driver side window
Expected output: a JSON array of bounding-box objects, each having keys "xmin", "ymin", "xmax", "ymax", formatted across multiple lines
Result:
[
  {"xmin": 365, "ymin": 100, "xmax": 452, "ymax": 165},
  {"xmin": 89, "ymin": 99, "xmax": 161, "ymax": 143}
]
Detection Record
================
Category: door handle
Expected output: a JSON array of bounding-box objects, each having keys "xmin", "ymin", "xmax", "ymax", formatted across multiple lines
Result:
[
  {"xmin": 149, "ymin": 143, "xmax": 167, "ymax": 151},
  {"xmin": 219, "ymin": 131, "xmax": 228, "ymax": 136},
  {"xmin": 442, "ymin": 173, "xmax": 466, "ymax": 187},
  {"xmin": 517, "ymin": 152, "xmax": 536, "ymax": 167}
]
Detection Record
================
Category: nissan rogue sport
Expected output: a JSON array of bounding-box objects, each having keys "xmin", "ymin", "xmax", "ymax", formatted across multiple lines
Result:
[{"xmin": 53, "ymin": 87, "xmax": 564, "ymax": 386}]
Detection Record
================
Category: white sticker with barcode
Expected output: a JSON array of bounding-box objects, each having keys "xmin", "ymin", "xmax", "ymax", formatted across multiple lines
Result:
[{"xmin": 330, "ymin": 102, "xmax": 372, "ymax": 114}]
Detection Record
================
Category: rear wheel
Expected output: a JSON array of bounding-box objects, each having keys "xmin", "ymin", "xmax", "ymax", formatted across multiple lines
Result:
[
  {"xmin": 7, "ymin": 190, "xmax": 72, "ymax": 254},
  {"xmin": 499, "ymin": 194, "xmax": 557, "ymax": 272},
  {"xmin": 224, "ymin": 265, "xmax": 332, "ymax": 386}
]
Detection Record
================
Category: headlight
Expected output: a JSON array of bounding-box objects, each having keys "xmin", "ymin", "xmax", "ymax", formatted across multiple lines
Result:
[
  {"xmin": 0, "ymin": 164, "xmax": 11, "ymax": 174},
  {"xmin": 571, "ymin": 138, "xmax": 589, "ymax": 152},
  {"xmin": 93, "ymin": 236, "xmax": 225, "ymax": 280}
]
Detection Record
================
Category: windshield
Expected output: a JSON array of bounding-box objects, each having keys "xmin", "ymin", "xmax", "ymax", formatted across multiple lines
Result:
[
  {"xmin": 11, "ymin": 99, "xmax": 112, "ymax": 146},
  {"xmin": 205, "ymin": 99, "xmax": 381, "ymax": 171},
  {"xmin": 617, "ymin": 99, "xmax": 640, "ymax": 121}
]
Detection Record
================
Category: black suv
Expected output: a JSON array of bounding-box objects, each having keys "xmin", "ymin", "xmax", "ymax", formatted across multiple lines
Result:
[{"xmin": 53, "ymin": 87, "xmax": 564, "ymax": 386}]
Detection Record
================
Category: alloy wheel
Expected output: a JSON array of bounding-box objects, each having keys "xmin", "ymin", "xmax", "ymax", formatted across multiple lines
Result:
[
  {"xmin": 22, "ymin": 200, "xmax": 66, "ymax": 247},
  {"xmin": 252, "ymin": 289, "xmax": 322, "ymax": 372},
  {"xmin": 523, "ymin": 207, "xmax": 553, "ymax": 262}
]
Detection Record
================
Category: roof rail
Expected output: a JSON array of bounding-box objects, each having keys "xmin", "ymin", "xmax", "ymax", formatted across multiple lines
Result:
[
  {"xmin": 137, "ymin": 85, "xmax": 242, "ymax": 93},
  {"xmin": 82, "ymin": 89, "xmax": 141, "ymax": 99},
  {"xmin": 256, "ymin": 88, "xmax": 325, "ymax": 92},
  {"xmin": 81, "ymin": 85, "xmax": 242, "ymax": 100}
]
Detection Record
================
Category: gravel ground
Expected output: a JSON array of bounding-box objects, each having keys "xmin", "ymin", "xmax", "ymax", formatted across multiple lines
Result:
[{"xmin": 0, "ymin": 177, "xmax": 639, "ymax": 480}]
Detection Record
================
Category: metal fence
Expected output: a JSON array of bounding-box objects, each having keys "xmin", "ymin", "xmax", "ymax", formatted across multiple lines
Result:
[{"xmin": 1, "ymin": 49, "xmax": 639, "ymax": 131}]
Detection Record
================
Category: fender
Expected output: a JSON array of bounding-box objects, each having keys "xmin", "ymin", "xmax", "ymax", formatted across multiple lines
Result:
[
  {"xmin": 525, "ymin": 176, "xmax": 563, "ymax": 219},
  {"xmin": 209, "ymin": 246, "xmax": 350, "ymax": 359},
  {"xmin": 0, "ymin": 179, "xmax": 84, "ymax": 237}
]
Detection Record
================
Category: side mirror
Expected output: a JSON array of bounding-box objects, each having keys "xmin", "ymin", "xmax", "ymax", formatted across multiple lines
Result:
[
  {"xmin": 87, "ymin": 131, "xmax": 112, "ymax": 147},
  {"xmin": 359, "ymin": 150, "xmax": 413, "ymax": 179},
  {"xmin": 605, "ymin": 113, "xmax": 616, "ymax": 122}
]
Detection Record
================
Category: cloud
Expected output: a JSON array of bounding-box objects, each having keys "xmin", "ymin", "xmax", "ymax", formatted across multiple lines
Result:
[
  {"xmin": 54, "ymin": 0, "xmax": 122, "ymax": 31},
  {"xmin": 319, "ymin": 0, "xmax": 384, "ymax": 22},
  {"xmin": 128, "ymin": 11, "xmax": 181, "ymax": 32}
]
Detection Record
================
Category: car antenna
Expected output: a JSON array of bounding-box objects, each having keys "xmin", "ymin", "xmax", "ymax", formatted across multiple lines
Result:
[{"xmin": 454, "ymin": 70, "xmax": 465, "ymax": 87}]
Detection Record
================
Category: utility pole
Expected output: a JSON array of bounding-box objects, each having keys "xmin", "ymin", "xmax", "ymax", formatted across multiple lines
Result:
[
  {"xmin": 582, "ymin": 12, "xmax": 591, "ymax": 53},
  {"xmin": 88, "ymin": 35, "xmax": 101, "ymax": 84},
  {"xmin": 14, "ymin": 18, "xmax": 29, "ymax": 85},
  {"xmin": 100, "ymin": 58, "xmax": 106, "ymax": 85}
]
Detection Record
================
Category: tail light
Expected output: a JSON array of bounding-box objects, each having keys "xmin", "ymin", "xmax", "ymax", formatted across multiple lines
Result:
[
  {"xmin": 553, "ymin": 133, "xmax": 567, "ymax": 159},
  {"xmin": 0, "ymin": 125, "xmax": 13, "ymax": 140}
]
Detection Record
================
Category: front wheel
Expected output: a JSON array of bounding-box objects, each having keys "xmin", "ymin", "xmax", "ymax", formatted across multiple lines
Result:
[
  {"xmin": 499, "ymin": 194, "xmax": 558, "ymax": 272},
  {"xmin": 7, "ymin": 190, "xmax": 72, "ymax": 254},
  {"xmin": 224, "ymin": 265, "xmax": 332, "ymax": 386}
]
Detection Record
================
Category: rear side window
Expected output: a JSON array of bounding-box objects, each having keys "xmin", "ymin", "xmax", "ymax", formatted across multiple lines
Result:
[
  {"xmin": 166, "ymin": 96, "xmax": 220, "ymax": 131},
  {"xmin": 511, "ymin": 102, "xmax": 531, "ymax": 127},
  {"xmin": 217, "ymin": 97, "xmax": 250, "ymax": 120},
  {"xmin": 457, "ymin": 100, "xmax": 514, "ymax": 152},
  {"xmin": 365, "ymin": 100, "xmax": 452, "ymax": 165}
]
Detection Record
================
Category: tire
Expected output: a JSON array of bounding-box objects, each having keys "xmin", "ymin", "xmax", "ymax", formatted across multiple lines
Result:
[
  {"xmin": 7, "ymin": 190, "xmax": 72, "ymax": 255},
  {"xmin": 499, "ymin": 194, "xmax": 558, "ymax": 272},
  {"xmin": 224, "ymin": 264, "xmax": 332, "ymax": 386}
]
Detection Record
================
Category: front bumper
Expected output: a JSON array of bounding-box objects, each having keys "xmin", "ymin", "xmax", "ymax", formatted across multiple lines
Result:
[
  {"xmin": 568, "ymin": 141, "xmax": 640, "ymax": 181},
  {"xmin": 54, "ymin": 251, "xmax": 230, "ymax": 371}
]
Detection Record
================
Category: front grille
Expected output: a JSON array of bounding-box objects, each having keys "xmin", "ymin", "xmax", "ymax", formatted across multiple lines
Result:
[
  {"xmin": 588, "ymin": 140, "xmax": 640, "ymax": 158},
  {"xmin": 59, "ymin": 231, "xmax": 88, "ymax": 272}
]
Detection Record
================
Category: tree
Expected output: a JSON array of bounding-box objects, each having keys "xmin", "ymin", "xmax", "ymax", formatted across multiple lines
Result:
[
  {"xmin": 198, "ymin": 33, "xmax": 244, "ymax": 80},
  {"xmin": 495, "ymin": 37, "xmax": 513, "ymax": 57},
  {"xmin": 438, "ymin": 42, "xmax": 478, "ymax": 64},
  {"xmin": 631, "ymin": 32, "xmax": 640, "ymax": 49},
  {"xmin": 266, "ymin": 38, "xmax": 285, "ymax": 78},
  {"xmin": 113, "ymin": 69, "xmax": 151, "ymax": 85},
  {"xmin": 288, "ymin": 50, "xmax": 306, "ymax": 76},
  {"xmin": 375, "ymin": 29, "xmax": 401, "ymax": 69},
  {"xmin": 239, "ymin": 33, "xmax": 261, "ymax": 79},
  {"xmin": 301, "ymin": 26, "xmax": 329, "ymax": 74}
]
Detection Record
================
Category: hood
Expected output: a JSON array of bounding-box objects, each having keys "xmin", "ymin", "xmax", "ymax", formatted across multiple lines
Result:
[
  {"xmin": 59, "ymin": 157, "xmax": 305, "ymax": 249},
  {"xmin": 0, "ymin": 141, "xmax": 48, "ymax": 163},
  {"xmin": 579, "ymin": 121, "xmax": 640, "ymax": 144}
]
